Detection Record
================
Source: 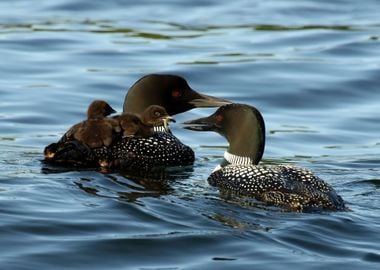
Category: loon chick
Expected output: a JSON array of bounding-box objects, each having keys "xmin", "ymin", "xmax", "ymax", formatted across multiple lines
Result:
[
  {"xmin": 139, "ymin": 104, "xmax": 175, "ymax": 131},
  {"xmin": 116, "ymin": 105, "xmax": 174, "ymax": 138},
  {"xmin": 66, "ymin": 100, "xmax": 119, "ymax": 148},
  {"xmin": 44, "ymin": 100, "xmax": 118, "ymax": 161},
  {"xmin": 184, "ymin": 104, "xmax": 346, "ymax": 212}
]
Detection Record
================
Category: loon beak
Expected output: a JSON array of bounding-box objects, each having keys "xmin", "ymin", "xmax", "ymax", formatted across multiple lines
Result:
[
  {"xmin": 105, "ymin": 104, "xmax": 117, "ymax": 115},
  {"xmin": 189, "ymin": 92, "xmax": 231, "ymax": 108},
  {"xmin": 182, "ymin": 115, "xmax": 218, "ymax": 132},
  {"xmin": 162, "ymin": 116, "xmax": 176, "ymax": 130}
]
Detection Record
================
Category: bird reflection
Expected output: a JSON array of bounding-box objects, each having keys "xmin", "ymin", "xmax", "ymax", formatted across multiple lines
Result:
[{"xmin": 72, "ymin": 166, "xmax": 194, "ymax": 203}]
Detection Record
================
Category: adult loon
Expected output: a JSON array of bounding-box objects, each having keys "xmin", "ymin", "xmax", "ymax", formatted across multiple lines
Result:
[
  {"xmin": 44, "ymin": 74, "xmax": 230, "ymax": 169},
  {"xmin": 184, "ymin": 103, "xmax": 346, "ymax": 212}
]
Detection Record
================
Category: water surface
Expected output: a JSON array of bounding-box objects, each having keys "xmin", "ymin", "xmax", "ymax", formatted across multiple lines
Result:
[{"xmin": 1, "ymin": 1, "xmax": 380, "ymax": 269}]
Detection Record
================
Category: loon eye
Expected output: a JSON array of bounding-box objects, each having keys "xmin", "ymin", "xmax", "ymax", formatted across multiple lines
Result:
[
  {"xmin": 215, "ymin": 114, "xmax": 223, "ymax": 123},
  {"xmin": 172, "ymin": 90, "xmax": 182, "ymax": 98},
  {"xmin": 154, "ymin": 111, "xmax": 161, "ymax": 117}
]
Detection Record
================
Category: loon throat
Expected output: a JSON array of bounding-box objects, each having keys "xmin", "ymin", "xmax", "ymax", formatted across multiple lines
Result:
[
  {"xmin": 153, "ymin": 125, "xmax": 170, "ymax": 133},
  {"xmin": 223, "ymin": 151, "xmax": 254, "ymax": 166},
  {"xmin": 213, "ymin": 151, "xmax": 255, "ymax": 172}
]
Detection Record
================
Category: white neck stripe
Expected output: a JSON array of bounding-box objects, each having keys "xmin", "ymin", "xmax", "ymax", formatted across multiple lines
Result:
[
  {"xmin": 224, "ymin": 151, "xmax": 253, "ymax": 166},
  {"xmin": 153, "ymin": 125, "xmax": 169, "ymax": 133}
]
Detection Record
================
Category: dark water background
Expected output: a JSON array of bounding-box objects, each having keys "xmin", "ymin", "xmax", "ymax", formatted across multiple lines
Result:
[{"xmin": 1, "ymin": 0, "xmax": 379, "ymax": 269}]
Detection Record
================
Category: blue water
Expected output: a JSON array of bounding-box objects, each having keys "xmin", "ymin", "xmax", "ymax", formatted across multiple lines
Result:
[{"xmin": 1, "ymin": 0, "xmax": 380, "ymax": 269}]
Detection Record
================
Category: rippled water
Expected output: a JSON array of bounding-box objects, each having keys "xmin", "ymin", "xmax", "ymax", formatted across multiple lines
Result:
[{"xmin": 1, "ymin": 0, "xmax": 380, "ymax": 269}]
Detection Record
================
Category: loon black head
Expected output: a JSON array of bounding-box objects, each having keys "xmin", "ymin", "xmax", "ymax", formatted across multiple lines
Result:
[
  {"xmin": 184, "ymin": 103, "xmax": 265, "ymax": 165},
  {"xmin": 123, "ymin": 74, "xmax": 231, "ymax": 116},
  {"xmin": 140, "ymin": 105, "xmax": 175, "ymax": 130},
  {"xmin": 87, "ymin": 100, "xmax": 117, "ymax": 119}
]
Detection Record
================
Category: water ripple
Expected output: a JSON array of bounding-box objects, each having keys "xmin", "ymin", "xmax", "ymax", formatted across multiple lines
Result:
[{"xmin": 1, "ymin": 0, "xmax": 380, "ymax": 269}]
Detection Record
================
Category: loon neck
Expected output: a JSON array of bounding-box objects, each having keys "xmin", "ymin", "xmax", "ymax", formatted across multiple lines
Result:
[
  {"xmin": 223, "ymin": 151, "xmax": 254, "ymax": 166},
  {"xmin": 213, "ymin": 151, "xmax": 255, "ymax": 172},
  {"xmin": 218, "ymin": 106, "xmax": 265, "ymax": 170},
  {"xmin": 225, "ymin": 105, "xmax": 265, "ymax": 165},
  {"xmin": 153, "ymin": 125, "xmax": 170, "ymax": 133}
]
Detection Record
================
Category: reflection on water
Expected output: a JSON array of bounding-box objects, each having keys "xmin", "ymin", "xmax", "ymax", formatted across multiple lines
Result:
[{"xmin": 1, "ymin": 0, "xmax": 380, "ymax": 269}]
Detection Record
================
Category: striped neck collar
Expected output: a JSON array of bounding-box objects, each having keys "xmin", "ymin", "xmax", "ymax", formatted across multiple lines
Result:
[
  {"xmin": 213, "ymin": 151, "xmax": 254, "ymax": 172},
  {"xmin": 153, "ymin": 125, "xmax": 170, "ymax": 133},
  {"xmin": 223, "ymin": 151, "xmax": 254, "ymax": 166}
]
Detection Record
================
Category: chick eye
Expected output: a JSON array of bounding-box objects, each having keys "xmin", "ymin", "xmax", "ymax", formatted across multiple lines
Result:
[
  {"xmin": 172, "ymin": 90, "xmax": 182, "ymax": 98},
  {"xmin": 154, "ymin": 111, "xmax": 161, "ymax": 117},
  {"xmin": 215, "ymin": 114, "xmax": 223, "ymax": 123}
]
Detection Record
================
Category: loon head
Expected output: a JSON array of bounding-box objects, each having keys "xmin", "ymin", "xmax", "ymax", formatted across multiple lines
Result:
[
  {"xmin": 87, "ymin": 100, "xmax": 117, "ymax": 119},
  {"xmin": 140, "ymin": 105, "xmax": 175, "ymax": 131},
  {"xmin": 184, "ymin": 103, "xmax": 266, "ymax": 165},
  {"xmin": 123, "ymin": 74, "xmax": 231, "ymax": 116}
]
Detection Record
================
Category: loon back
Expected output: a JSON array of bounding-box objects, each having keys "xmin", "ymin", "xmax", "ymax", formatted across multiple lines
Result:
[
  {"xmin": 208, "ymin": 164, "xmax": 346, "ymax": 211},
  {"xmin": 93, "ymin": 132, "xmax": 194, "ymax": 169}
]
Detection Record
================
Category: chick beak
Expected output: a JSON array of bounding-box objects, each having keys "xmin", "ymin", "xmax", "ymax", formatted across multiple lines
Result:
[{"xmin": 162, "ymin": 116, "xmax": 176, "ymax": 130}]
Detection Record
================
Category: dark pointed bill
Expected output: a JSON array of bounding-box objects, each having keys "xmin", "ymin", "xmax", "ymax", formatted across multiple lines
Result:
[
  {"xmin": 182, "ymin": 116, "xmax": 218, "ymax": 132},
  {"xmin": 189, "ymin": 92, "xmax": 231, "ymax": 108},
  {"xmin": 164, "ymin": 116, "xmax": 176, "ymax": 123},
  {"xmin": 105, "ymin": 104, "xmax": 117, "ymax": 115}
]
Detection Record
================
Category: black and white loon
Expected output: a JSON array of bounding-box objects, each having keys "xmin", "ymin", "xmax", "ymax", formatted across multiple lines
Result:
[
  {"xmin": 44, "ymin": 74, "xmax": 230, "ymax": 169},
  {"xmin": 184, "ymin": 103, "xmax": 346, "ymax": 212}
]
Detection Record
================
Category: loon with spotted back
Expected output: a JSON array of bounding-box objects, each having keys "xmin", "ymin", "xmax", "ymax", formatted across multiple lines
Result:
[
  {"xmin": 45, "ymin": 103, "xmax": 186, "ymax": 168},
  {"xmin": 98, "ymin": 105, "xmax": 187, "ymax": 169},
  {"xmin": 184, "ymin": 103, "xmax": 346, "ymax": 212},
  {"xmin": 44, "ymin": 74, "xmax": 230, "ymax": 169}
]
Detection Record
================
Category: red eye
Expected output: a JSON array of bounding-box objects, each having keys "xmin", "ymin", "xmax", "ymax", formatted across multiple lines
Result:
[
  {"xmin": 172, "ymin": 90, "xmax": 182, "ymax": 98},
  {"xmin": 215, "ymin": 114, "xmax": 223, "ymax": 123}
]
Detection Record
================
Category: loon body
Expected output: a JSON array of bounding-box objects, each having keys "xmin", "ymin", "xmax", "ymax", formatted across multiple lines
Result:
[
  {"xmin": 44, "ymin": 74, "xmax": 230, "ymax": 169},
  {"xmin": 184, "ymin": 104, "xmax": 346, "ymax": 211},
  {"xmin": 98, "ymin": 105, "xmax": 186, "ymax": 169},
  {"xmin": 95, "ymin": 132, "xmax": 195, "ymax": 169}
]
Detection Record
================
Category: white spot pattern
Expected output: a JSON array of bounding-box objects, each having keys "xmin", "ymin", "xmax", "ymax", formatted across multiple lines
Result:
[
  {"xmin": 93, "ymin": 132, "xmax": 194, "ymax": 170},
  {"xmin": 208, "ymin": 152, "xmax": 345, "ymax": 211}
]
